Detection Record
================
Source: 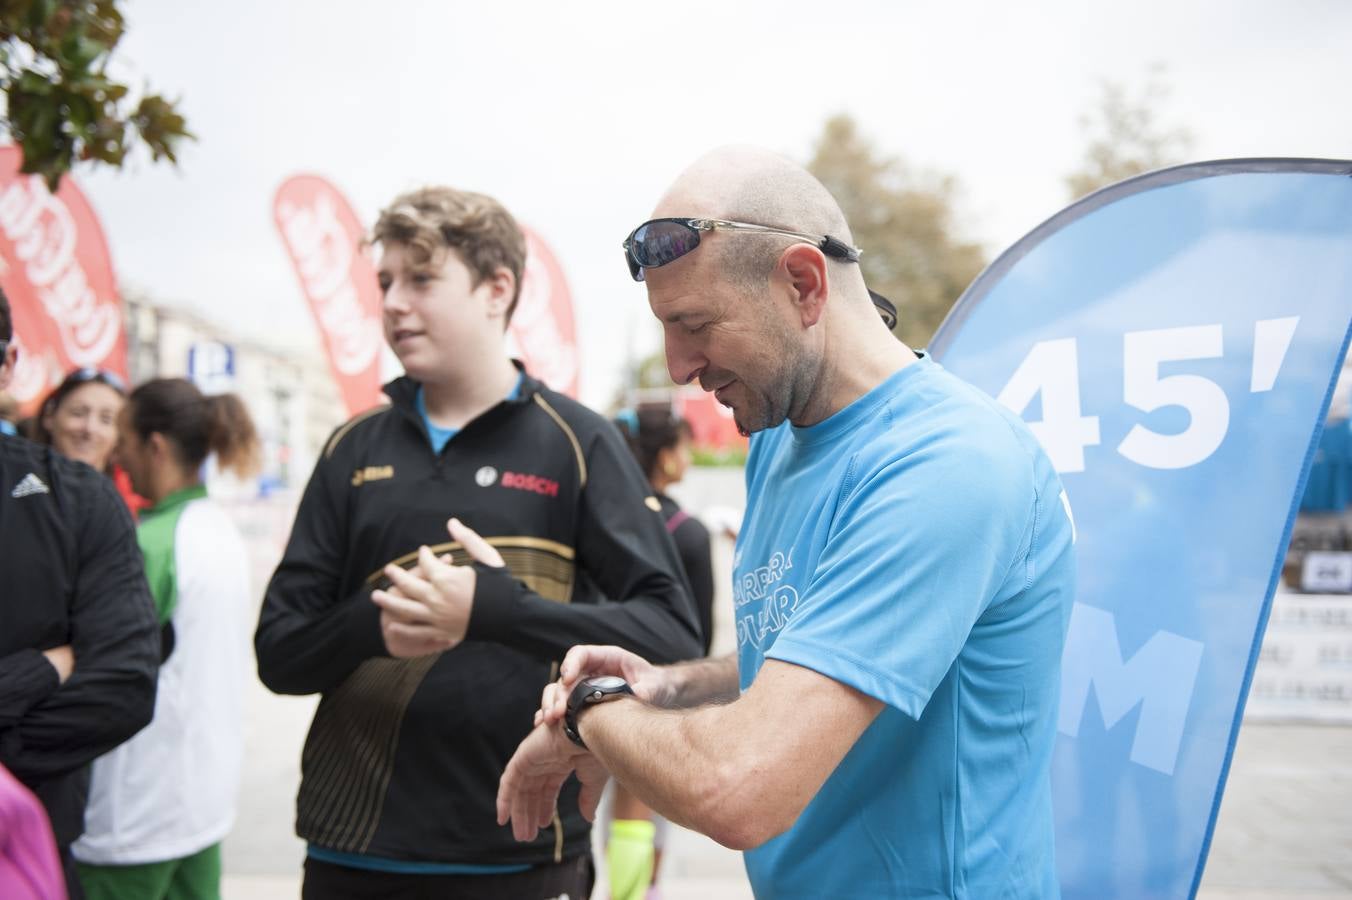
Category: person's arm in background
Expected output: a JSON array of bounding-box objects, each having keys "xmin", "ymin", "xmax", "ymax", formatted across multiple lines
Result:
[
  {"xmin": 672, "ymin": 515, "xmax": 715, "ymax": 655},
  {"xmin": 0, "ymin": 476, "xmax": 159, "ymax": 783},
  {"xmin": 0, "ymin": 762, "xmax": 65, "ymax": 899},
  {"xmin": 465, "ymin": 424, "xmax": 703, "ymax": 663},
  {"xmin": 255, "ymin": 432, "xmax": 388, "ymax": 695}
]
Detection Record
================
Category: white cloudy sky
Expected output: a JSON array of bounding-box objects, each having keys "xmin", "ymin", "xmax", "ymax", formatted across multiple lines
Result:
[{"xmin": 79, "ymin": 0, "xmax": 1351, "ymax": 409}]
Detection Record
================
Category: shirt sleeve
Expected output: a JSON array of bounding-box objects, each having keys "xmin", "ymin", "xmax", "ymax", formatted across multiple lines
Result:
[
  {"xmin": 254, "ymin": 438, "xmax": 388, "ymax": 696},
  {"xmin": 466, "ymin": 423, "xmax": 703, "ymax": 664},
  {"xmin": 765, "ymin": 445, "xmax": 1034, "ymax": 719},
  {"xmin": 0, "ymin": 474, "xmax": 160, "ymax": 782}
]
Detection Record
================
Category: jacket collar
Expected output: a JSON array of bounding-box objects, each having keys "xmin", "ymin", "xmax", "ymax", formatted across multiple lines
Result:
[{"xmin": 383, "ymin": 359, "xmax": 543, "ymax": 413}]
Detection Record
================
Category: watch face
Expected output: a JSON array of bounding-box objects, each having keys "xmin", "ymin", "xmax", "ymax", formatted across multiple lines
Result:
[{"xmin": 586, "ymin": 675, "xmax": 628, "ymax": 690}]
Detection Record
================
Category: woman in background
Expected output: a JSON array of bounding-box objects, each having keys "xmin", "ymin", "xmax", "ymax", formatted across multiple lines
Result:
[
  {"xmin": 608, "ymin": 405, "xmax": 715, "ymax": 900},
  {"xmin": 72, "ymin": 378, "xmax": 259, "ymax": 900},
  {"xmin": 32, "ymin": 368, "xmax": 146, "ymax": 514}
]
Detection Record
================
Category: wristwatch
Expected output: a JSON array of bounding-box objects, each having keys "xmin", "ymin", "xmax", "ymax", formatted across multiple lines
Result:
[{"xmin": 564, "ymin": 675, "xmax": 634, "ymax": 748}]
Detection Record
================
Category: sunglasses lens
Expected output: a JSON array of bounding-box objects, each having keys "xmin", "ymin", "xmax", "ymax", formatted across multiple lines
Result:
[
  {"xmin": 625, "ymin": 245, "xmax": 645, "ymax": 282},
  {"xmin": 631, "ymin": 220, "xmax": 700, "ymax": 269}
]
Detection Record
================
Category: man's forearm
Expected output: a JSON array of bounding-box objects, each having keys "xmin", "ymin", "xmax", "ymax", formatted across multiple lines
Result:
[
  {"xmin": 664, "ymin": 653, "xmax": 739, "ymax": 707},
  {"xmin": 578, "ymin": 697, "xmax": 737, "ymax": 842},
  {"xmin": 505, "ymin": 657, "xmax": 872, "ymax": 851}
]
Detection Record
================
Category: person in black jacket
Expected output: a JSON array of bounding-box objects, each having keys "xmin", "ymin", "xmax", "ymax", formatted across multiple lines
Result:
[
  {"xmin": 255, "ymin": 186, "xmax": 702, "ymax": 900},
  {"xmin": 0, "ymin": 288, "xmax": 160, "ymax": 899}
]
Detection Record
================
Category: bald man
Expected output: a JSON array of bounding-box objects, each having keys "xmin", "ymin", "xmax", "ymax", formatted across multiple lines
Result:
[{"xmin": 493, "ymin": 147, "xmax": 1077, "ymax": 898}]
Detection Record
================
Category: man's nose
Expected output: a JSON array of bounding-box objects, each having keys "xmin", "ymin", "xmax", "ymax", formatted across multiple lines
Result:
[{"xmin": 664, "ymin": 334, "xmax": 704, "ymax": 387}]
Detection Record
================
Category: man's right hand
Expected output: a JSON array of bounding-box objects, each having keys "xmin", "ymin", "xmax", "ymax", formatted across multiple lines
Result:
[
  {"xmin": 42, "ymin": 645, "xmax": 74, "ymax": 684},
  {"xmin": 537, "ymin": 645, "xmax": 673, "ymax": 727}
]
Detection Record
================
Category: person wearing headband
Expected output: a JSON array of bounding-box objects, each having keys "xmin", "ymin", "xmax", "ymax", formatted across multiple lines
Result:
[
  {"xmin": 0, "ymin": 288, "xmax": 159, "ymax": 899},
  {"xmin": 499, "ymin": 147, "xmax": 1076, "ymax": 899}
]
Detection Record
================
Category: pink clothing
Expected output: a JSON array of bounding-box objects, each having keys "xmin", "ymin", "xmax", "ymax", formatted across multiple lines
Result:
[{"xmin": 0, "ymin": 763, "xmax": 65, "ymax": 900}]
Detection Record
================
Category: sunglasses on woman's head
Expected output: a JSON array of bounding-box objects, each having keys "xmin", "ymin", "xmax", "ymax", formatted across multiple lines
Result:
[
  {"xmin": 62, "ymin": 367, "xmax": 128, "ymax": 394},
  {"xmin": 621, "ymin": 217, "xmax": 861, "ymax": 282}
]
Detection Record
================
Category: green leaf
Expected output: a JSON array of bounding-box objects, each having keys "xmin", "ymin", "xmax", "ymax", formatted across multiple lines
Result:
[
  {"xmin": 0, "ymin": 0, "xmax": 191, "ymax": 182},
  {"xmin": 66, "ymin": 91, "xmax": 92, "ymax": 128}
]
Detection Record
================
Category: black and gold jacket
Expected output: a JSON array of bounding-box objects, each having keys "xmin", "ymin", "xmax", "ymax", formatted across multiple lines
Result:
[{"xmin": 254, "ymin": 368, "xmax": 702, "ymax": 867}]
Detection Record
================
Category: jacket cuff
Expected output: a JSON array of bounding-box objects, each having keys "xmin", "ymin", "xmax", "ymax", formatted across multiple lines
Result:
[
  {"xmin": 343, "ymin": 588, "xmax": 392, "ymax": 659},
  {"xmin": 465, "ymin": 564, "xmax": 521, "ymax": 641}
]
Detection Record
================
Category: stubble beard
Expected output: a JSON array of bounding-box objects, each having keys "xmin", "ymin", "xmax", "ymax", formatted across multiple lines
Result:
[{"xmin": 732, "ymin": 338, "xmax": 817, "ymax": 436}]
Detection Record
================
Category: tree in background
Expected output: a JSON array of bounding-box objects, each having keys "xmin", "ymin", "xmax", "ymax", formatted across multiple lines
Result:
[
  {"xmin": 0, "ymin": 0, "xmax": 192, "ymax": 189},
  {"xmin": 1065, "ymin": 67, "xmax": 1193, "ymax": 200},
  {"xmin": 807, "ymin": 114, "xmax": 987, "ymax": 349}
]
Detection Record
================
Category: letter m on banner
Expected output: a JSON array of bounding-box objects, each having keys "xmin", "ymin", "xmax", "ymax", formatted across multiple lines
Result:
[{"xmin": 930, "ymin": 159, "xmax": 1352, "ymax": 898}]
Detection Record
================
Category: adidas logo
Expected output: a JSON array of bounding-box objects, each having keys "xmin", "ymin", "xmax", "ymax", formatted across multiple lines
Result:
[{"xmin": 11, "ymin": 473, "xmax": 50, "ymax": 499}]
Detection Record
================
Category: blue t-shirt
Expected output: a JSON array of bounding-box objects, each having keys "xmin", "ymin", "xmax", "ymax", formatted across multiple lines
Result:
[
  {"xmin": 734, "ymin": 354, "xmax": 1075, "ymax": 899},
  {"xmin": 415, "ymin": 374, "xmax": 523, "ymax": 454}
]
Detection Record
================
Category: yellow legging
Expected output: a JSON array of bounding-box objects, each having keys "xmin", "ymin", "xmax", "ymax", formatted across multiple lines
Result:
[{"xmin": 607, "ymin": 819, "xmax": 656, "ymax": 900}]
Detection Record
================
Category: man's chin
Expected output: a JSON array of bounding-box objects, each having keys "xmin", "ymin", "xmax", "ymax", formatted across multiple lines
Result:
[{"xmin": 731, "ymin": 405, "xmax": 776, "ymax": 437}]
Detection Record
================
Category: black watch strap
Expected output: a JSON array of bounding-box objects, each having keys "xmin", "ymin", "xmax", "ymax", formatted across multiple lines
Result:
[{"xmin": 564, "ymin": 676, "xmax": 634, "ymax": 749}]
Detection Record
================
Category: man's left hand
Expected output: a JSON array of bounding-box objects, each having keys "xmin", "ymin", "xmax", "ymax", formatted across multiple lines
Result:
[
  {"xmin": 497, "ymin": 721, "xmax": 611, "ymax": 841},
  {"xmin": 373, "ymin": 518, "xmax": 505, "ymax": 658}
]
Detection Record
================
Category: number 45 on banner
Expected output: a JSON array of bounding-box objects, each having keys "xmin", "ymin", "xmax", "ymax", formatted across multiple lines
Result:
[
  {"xmin": 999, "ymin": 318, "xmax": 1301, "ymax": 473},
  {"xmin": 931, "ymin": 159, "xmax": 1352, "ymax": 899}
]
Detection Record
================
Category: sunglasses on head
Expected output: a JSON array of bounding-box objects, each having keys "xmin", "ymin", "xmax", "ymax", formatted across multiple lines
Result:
[
  {"xmin": 62, "ymin": 367, "xmax": 128, "ymax": 394},
  {"xmin": 622, "ymin": 217, "xmax": 900, "ymax": 331},
  {"xmin": 622, "ymin": 217, "xmax": 861, "ymax": 283}
]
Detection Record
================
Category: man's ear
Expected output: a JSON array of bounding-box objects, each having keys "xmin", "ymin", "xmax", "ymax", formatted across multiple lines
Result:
[
  {"xmin": 778, "ymin": 244, "xmax": 829, "ymax": 328},
  {"xmin": 482, "ymin": 267, "xmax": 517, "ymax": 321}
]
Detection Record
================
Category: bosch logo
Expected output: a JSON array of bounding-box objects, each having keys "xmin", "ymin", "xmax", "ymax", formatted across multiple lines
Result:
[
  {"xmin": 501, "ymin": 471, "xmax": 560, "ymax": 498},
  {"xmin": 475, "ymin": 466, "xmax": 498, "ymax": 487}
]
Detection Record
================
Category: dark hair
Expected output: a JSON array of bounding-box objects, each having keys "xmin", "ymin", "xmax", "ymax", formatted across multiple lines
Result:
[
  {"xmin": 614, "ymin": 404, "xmax": 691, "ymax": 483},
  {"xmin": 0, "ymin": 285, "xmax": 11, "ymax": 343},
  {"xmin": 127, "ymin": 378, "xmax": 260, "ymax": 477},
  {"xmin": 32, "ymin": 367, "xmax": 129, "ymax": 449}
]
